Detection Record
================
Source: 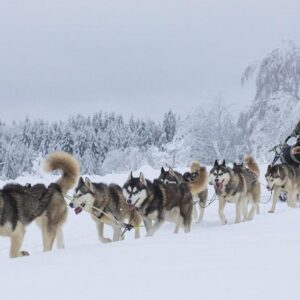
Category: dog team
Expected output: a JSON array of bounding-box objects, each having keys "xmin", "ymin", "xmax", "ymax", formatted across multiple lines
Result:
[{"xmin": 0, "ymin": 150, "xmax": 299, "ymax": 258}]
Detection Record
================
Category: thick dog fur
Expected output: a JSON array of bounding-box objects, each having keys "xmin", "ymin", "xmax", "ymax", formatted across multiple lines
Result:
[
  {"xmin": 244, "ymin": 155, "xmax": 260, "ymax": 177},
  {"xmin": 0, "ymin": 151, "xmax": 80, "ymax": 258},
  {"xmin": 73, "ymin": 177, "xmax": 141, "ymax": 243},
  {"xmin": 158, "ymin": 162, "xmax": 208, "ymax": 223},
  {"xmin": 209, "ymin": 156, "xmax": 261, "ymax": 225},
  {"xmin": 265, "ymin": 164, "xmax": 300, "ymax": 213},
  {"xmin": 123, "ymin": 172, "xmax": 193, "ymax": 236},
  {"xmin": 157, "ymin": 167, "xmax": 182, "ymax": 184},
  {"xmin": 43, "ymin": 151, "xmax": 80, "ymax": 194}
]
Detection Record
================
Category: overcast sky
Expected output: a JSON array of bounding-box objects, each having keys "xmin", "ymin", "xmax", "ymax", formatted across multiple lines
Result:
[{"xmin": 0, "ymin": 0, "xmax": 299, "ymax": 122}]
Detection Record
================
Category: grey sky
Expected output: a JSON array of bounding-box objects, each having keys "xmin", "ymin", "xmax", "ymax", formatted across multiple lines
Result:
[{"xmin": 0, "ymin": 0, "xmax": 299, "ymax": 122}]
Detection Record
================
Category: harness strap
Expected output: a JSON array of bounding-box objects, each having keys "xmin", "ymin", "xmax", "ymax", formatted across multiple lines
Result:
[
  {"xmin": 65, "ymin": 195, "xmax": 124, "ymax": 227},
  {"xmin": 260, "ymin": 192, "xmax": 272, "ymax": 204},
  {"xmin": 198, "ymin": 193, "xmax": 217, "ymax": 208},
  {"xmin": 121, "ymin": 210, "xmax": 135, "ymax": 238},
  {"xmin": 102, "ymin": 197, "xmax": 121, "ymax": 224}
]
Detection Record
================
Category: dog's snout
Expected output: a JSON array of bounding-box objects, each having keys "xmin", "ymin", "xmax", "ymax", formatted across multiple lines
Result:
[
  {"xmin": 215, "ymin": 178, "xmax": 219, "ymax": 183},
  {"xmin": 127, "ymin": 199, "xmax": 132, "ymax": 204}
]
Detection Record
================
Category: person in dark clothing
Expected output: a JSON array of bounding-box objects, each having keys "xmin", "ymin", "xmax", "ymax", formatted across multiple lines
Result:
[
  {"xmin": 285, "ymin": 120, "xmax": 300, "ymax": 143},
  {"xmin": 282, "ymin": 120, "xmax": 300, "ymax": 168}
]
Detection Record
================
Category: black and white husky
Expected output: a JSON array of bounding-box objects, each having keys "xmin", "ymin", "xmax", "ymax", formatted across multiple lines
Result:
[
  {"xmin": 0, "ymin": 152, "xmax": 80, "ymax": 258},
  {"xmin": 158, "ymin": 163, "xmax": 208, "ymax": 223},
  {"xmin": 122, "ymin": 172, "xmax": 193, "ymax": 236}
]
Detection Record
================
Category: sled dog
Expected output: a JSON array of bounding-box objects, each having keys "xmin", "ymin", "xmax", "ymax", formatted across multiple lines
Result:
[
  {"xmin": 209, "ymin": 155, "xmax": 261, "ymax": 225},
  {"xmin": 73, "ymin": 177, "xmax": 141, "ymax": 243},
  {"xmin": 0, "ymin": 151, "xmax": 80, "ymax": 258},
  {"xmin": 158, "ymin": 162, "xmax": 208, "ymax": 223},
  {"xmin": 265, "ymin": 164, "xmax": 300, "ymax": 213},
  {"xmin": 122, "ymin": 172, "xmax": 193, "ymax": 236}
]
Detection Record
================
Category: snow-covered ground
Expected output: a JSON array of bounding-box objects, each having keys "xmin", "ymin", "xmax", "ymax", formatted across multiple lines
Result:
[{"xmin": 1, "ymin": 165, "xmax": 300, "ymax": 300}]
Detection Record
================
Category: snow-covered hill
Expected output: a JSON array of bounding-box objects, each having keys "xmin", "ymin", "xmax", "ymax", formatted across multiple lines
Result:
[{"xmin": 1, "ymin": 165, "xmax": 300, "ymax": 300}]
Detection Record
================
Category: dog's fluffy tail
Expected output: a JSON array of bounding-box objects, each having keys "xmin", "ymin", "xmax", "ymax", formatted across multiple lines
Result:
[
  {"xmin": 190, "ymin": 161, "xmax": 201, "ymax": 173},
  {"xmin": 244, "ymin": 155, "xmax": 260, "ymax": 177},
  {"xmin": 43, "ymin": 151, "xmax": 80, "ymax": 194},
  {"xmin": 188, "ymin": 161, "xmax": 208, "ymax": 196}
]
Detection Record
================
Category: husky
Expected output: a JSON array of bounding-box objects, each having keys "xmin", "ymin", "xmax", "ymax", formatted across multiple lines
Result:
[
  {"xmin": 233, "ymin": 160, "xmax": 260, "ymax": 214},
  {"xmin": 0, "ymin": 151, "xmax": 80, "ymax": 258},
  {"xmin": 72, "ymin": 177, "xmax": 141, "ymax": 243},
  {"xmin": 158, "ymin": 162, "xmax": 208, "ymax": 223},
  {"xmin": 265, "ymin": 164, "xmax": 300, "ymax": 213},
  {"xmin": 122, "ymin": 172, "xmax": 193, "ymax": 236},
  {"xmin": 158, "ymin": 168, "xmax": 184, "ymax": 185},
  {"xmin": 209, "ymin": 155, "xmax": 261, "ymax": 225}
]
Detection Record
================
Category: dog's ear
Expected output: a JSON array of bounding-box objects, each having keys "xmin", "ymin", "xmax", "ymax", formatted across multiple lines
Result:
[
  {"xmin": 169, "ymin": 168, "xmax": 175, "ymax": 176},
  {"xmin": 84, "ymin": 177, "xmax": 94, "ymax": 192},
  {"xmin": 277, "ymin": 166, "xmax": 283, "ymax": 179},
  {"xmin": 267, "ymin": 165, "xmax": 271, "ymax": 172},
  {"xmin": 79, "ymin": 177, "xmax": 84, "ymax": 185},
  {"xmin": 139, "ymin": 172, "xmax": 146, "ymax": 185},
  {"xmin": 222, "ymin": 160, "xmax": 226, "ymax": 167},
  {"xmin": 127, "ymin": 171, "xmax": 133, "ymax": 181},
  {"xmin": 278, "ymin": 166, "xmax": 286, "ymax": 181},
  {"xmin": 214, "ymin": 160, "xmax": 219, "ymax": 167},
  {"xmin": 233, "ymin": 162, "xmax": 237, "ymax": 168},
  {"xmin": 161, "ymin": 167, "xmax": 165, "ymax": 174}
]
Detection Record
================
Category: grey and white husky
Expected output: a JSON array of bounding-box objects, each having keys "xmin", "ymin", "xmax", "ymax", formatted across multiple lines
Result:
[
  {"xmin": 265, "ymin": 164, "xmax": 300, "ymax": 213},
  {"xmin": 0, "ymin": 151, "xmax": 80, "ymax": 258},
  {"xmin": 72, "ymin": 177, "xmax": 141, "ymax": 243},
  {"xmin": 209, "ymin": 155, "xmax": 261, "ymax": 225},
  {"xmin": 122, "ymin": 172, "xmax": 193, "ymax": 236}
]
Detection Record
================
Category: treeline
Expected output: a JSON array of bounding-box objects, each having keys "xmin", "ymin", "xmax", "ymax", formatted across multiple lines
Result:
[{"xmin": 0, "ymin": 111, "xmax": 177, "ymax": 179}]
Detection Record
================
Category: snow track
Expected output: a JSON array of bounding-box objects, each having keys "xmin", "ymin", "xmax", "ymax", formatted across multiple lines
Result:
[{"xmin": 0, "ymin": 166, "xmax": 299, "ymax": 300}]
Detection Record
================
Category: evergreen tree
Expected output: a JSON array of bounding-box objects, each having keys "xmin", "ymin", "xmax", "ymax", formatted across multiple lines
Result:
[
  {"xmin": 61, "ymin": 130, "xmax": 74, "ymax": 154},
  {"xmin": 163, "ymin": 110, "xmax": 177, "ymax": 142}
]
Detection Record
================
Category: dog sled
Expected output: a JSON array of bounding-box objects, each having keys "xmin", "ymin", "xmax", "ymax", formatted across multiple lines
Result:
[{"xmin": 269, "ymin": 142, "xmax": 300, "ymax": 167}]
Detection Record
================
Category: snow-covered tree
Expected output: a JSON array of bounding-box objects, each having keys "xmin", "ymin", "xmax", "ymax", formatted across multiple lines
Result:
[
  {"xmin": 163, "ymin": 110, "xmax": 177, "ymax": 143},
  {"xmin": 242, "ymin": 40, "xmax": 300, "ymax": 101},
  {"xmin": 240, "ymin": 40, "xmax": 300, "ymax": 161},
  {"xmin": 0, "ymin": 109, "xmax": 180, "ymax": 178}
]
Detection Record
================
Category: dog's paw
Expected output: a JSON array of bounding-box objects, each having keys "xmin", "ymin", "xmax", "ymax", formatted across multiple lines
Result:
[
  {"xmin": 221, "ymin": 220, "xmax": 227, "ymax": 225},
  {"xmin": 146, "ymin": 232, "xmax": 154, "ymax": 237},
  {"xmin": 19, "ymin": 251, "xmax": 30, "ymax": 257},
  {"xmin": 102, "ymin": 238, "xmax": 112, "ymax": 244}
]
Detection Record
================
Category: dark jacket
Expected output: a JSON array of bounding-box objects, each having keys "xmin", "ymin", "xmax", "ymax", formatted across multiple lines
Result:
[{"xmin": 294, "ymin": 120, "xmax": 300, "ymax": 136}]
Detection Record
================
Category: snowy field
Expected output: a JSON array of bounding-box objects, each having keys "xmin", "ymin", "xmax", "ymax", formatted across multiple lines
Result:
[{"xmin": 1, "ymin": 165, "xmax": 300, "ymax": 300}]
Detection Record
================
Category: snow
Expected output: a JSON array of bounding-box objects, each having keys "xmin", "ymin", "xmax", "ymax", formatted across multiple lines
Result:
[{"xmin": 1, "ymin": 165, "xmax": 300, "ymax": 300}]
